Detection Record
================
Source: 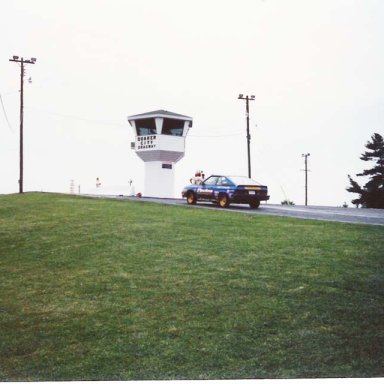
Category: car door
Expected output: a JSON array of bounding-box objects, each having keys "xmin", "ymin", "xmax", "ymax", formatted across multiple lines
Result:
[
  {"xmin": 196, "ymin": 176, "xmax": 218, "ymax": 200},
  {"xmin": 214, "ymin": 177, "xmax": 234, "ymax": 197}
]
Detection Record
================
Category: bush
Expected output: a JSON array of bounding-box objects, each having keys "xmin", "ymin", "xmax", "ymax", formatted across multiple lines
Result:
[{"xmin": 281, "ymin": 199, "xmax": 295, "ymax": 205}]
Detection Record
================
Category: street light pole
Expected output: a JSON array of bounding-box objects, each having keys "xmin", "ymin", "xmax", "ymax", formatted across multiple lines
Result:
[
  {"xmin": 9, "ymin": 56, "xmax": 36, "ymax": 193},
  {"xmin": 238, "ymin": 94, "xmax": 255, "ymax": 178},
  {"xmin": 302, "ymin": 153, "xmax": 310, "ymax": 206}
]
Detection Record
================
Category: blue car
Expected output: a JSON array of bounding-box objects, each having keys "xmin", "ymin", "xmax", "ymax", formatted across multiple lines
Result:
[{"xmin": 182, "ymin": 175, "xmax": 270, "ymax": 209}]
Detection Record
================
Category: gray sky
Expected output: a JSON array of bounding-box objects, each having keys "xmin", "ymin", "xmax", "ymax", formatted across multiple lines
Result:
[{"xmin": 1, "ymin": 0, "xmax": 383, "ymax": 205}]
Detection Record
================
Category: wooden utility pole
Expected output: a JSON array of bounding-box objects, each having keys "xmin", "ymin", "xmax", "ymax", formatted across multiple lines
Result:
[
  {"xmin": 238, "ymin": 94, "xmax": 255, "ymax": 178},
  {"xmin": 9, "ymin": 56, "xmax": 36, "ymax": 193},
  {"xmin": 302, "ymin": 153, "xmax": 310, "ymax": 206}
]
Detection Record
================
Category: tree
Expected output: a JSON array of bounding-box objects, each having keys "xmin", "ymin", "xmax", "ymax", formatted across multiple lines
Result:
[{"xmin": 347, "ymin": 133, "xmax": 384, "ymax": 208}]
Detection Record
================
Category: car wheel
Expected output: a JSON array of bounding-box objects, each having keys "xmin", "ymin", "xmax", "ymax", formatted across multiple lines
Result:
[
  {"xmin": 249, "ymin": 199, "xmax": 260, "ymax": 209},
  {"xmin": 186, "ymin": 191, "xmax": 197, "ymax": 205},
  {"xmin": 218, "ymin": 194, "xmax": 230, "ymax": 208}
]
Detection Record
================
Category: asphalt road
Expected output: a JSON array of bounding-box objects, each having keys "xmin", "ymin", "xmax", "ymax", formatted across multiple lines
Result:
[{"xmin": 118, "ymin": 196, "xmax": 384, "ymax": 226}]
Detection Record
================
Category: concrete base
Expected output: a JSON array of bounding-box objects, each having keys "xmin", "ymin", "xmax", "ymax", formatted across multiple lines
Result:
[{"xmin": 85, "ymin": 185, "xmax": 135, "ymax": 196}]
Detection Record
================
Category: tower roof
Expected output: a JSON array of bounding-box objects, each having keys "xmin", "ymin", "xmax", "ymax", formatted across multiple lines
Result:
[{"xmin": 127, "ymin": 109, "xmax": 192, "ymax": 122}]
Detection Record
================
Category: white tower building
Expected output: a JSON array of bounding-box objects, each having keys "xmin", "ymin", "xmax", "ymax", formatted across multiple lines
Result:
[{"xmin": 127, "ymin": 110, "xmax": 193, "ymax": 198}]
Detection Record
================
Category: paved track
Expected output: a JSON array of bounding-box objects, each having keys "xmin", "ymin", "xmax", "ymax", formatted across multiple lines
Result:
[{"xmin": 117, "ymin": 196, "xmax": 384, "ymax": 226}]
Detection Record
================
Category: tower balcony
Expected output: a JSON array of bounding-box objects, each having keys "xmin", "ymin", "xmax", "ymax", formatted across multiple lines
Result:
[{"xmin": 133, "ymin": 134, "xmax": 185, "ymax": 162}]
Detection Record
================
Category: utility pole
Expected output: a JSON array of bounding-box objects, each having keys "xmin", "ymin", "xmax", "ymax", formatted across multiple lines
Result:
[
  {"xmin": 238, "ymin": 94, "xmax": 255, "ymax": 178},
  {"xmin": 302, "ymin": 153, "xmax": 310, "ymax": 206},
  {"xmin": 9, "ymin": 55, "xmax": 37, "ymax": 193}
]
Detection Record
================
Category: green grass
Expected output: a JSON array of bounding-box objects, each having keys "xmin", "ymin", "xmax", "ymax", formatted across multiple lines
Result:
[{"xmin": 0, "ymin": 192, "xmax": 383, "ymax": 380}]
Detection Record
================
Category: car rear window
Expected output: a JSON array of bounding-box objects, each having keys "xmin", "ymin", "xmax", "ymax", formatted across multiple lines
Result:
[{"xmin": 228, "ymin": 176, "xmax": 262, "ymax": 186}]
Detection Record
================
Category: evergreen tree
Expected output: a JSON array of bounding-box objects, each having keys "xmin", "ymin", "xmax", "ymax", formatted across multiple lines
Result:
[{"xmin": 347, "ymin": 133, "xmax": 384, "ymax": 208}]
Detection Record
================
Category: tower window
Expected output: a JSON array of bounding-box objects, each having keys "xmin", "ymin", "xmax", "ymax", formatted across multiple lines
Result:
[
  {"xmin": 162, "ymin": 118, "xmax": 184, "ymax": 136},
  {"xmin": 135, "ymin": 118, "xmax": 157, "ymax": 136}
]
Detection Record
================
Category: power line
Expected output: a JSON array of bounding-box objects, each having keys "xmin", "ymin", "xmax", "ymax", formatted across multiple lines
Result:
[
  {"xmin": 189, "ymin": 131, "xmax": 243, "ymax": 138},
  {"xmin": 24, "ymin": 107, "xmax": 127, "ymax": 128},
  {"xmin": 26, "ymin": 107, "xmax": 246, "ymax": 136},
  {"xmin": 25, "ymin": 106, "xmax": 245, "ymax": 136},
  {"xmin": 0, "ymin": 93, "xmax": 14, "ymax": 132}
]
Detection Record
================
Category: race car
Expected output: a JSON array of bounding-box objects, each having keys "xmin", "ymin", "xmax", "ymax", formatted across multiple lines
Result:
[{"xmin": 182, "ymin": 175, "xmax": 269, "ymax": 209}]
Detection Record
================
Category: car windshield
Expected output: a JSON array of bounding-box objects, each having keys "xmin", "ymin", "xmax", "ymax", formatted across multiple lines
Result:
[
  {"xmin": 227, "ymin": 176, "xmax": 262, "ymax": 186},
  {"xmin": 203, "ymin": 176, "xmax": 219, "ymax": 185}
]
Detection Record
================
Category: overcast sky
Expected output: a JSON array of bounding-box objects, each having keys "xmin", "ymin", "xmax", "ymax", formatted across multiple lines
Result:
[{"xmin": 1, "ymin": 0, "xmax": 383, "ymax": 206}]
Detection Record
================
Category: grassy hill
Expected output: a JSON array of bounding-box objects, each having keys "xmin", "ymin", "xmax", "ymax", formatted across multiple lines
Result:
[{"xmin": 0, "ymin": 192, "xmax": 383, "ymax": 380}]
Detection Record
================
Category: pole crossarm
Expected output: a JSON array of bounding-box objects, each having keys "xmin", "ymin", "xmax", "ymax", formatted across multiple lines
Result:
[{"xmin": 9, "ymin": 59, "xmax": 36, "ymax": 64}]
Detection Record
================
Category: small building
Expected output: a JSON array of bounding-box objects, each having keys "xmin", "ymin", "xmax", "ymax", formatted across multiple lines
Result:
[{"xmin": 127, "ymin": 109, "xmax": 193, "ymax": 198}]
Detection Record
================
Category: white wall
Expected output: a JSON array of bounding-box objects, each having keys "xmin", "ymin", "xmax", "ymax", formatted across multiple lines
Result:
[{"xmin": 144, "ymin": 161, "xmax": 175, "ymax": 198}]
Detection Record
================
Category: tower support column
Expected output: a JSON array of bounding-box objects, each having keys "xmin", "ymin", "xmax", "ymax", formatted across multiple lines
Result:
[{"xmin": 144, "ymin": 161, "xmax": 175, "ymax": 198}]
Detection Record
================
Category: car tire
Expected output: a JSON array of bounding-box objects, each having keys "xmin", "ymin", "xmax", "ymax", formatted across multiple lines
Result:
[
  {"xmin": 218, "ymin": 194, "xmax": 230, "ymax": 208},
  {"xmin": 249, "ymin": 199, "xmax": 260, "ymax": 209},
  {"xmin": 186, "ymin": 191, "xmax": 197, "ymax": 205}
]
